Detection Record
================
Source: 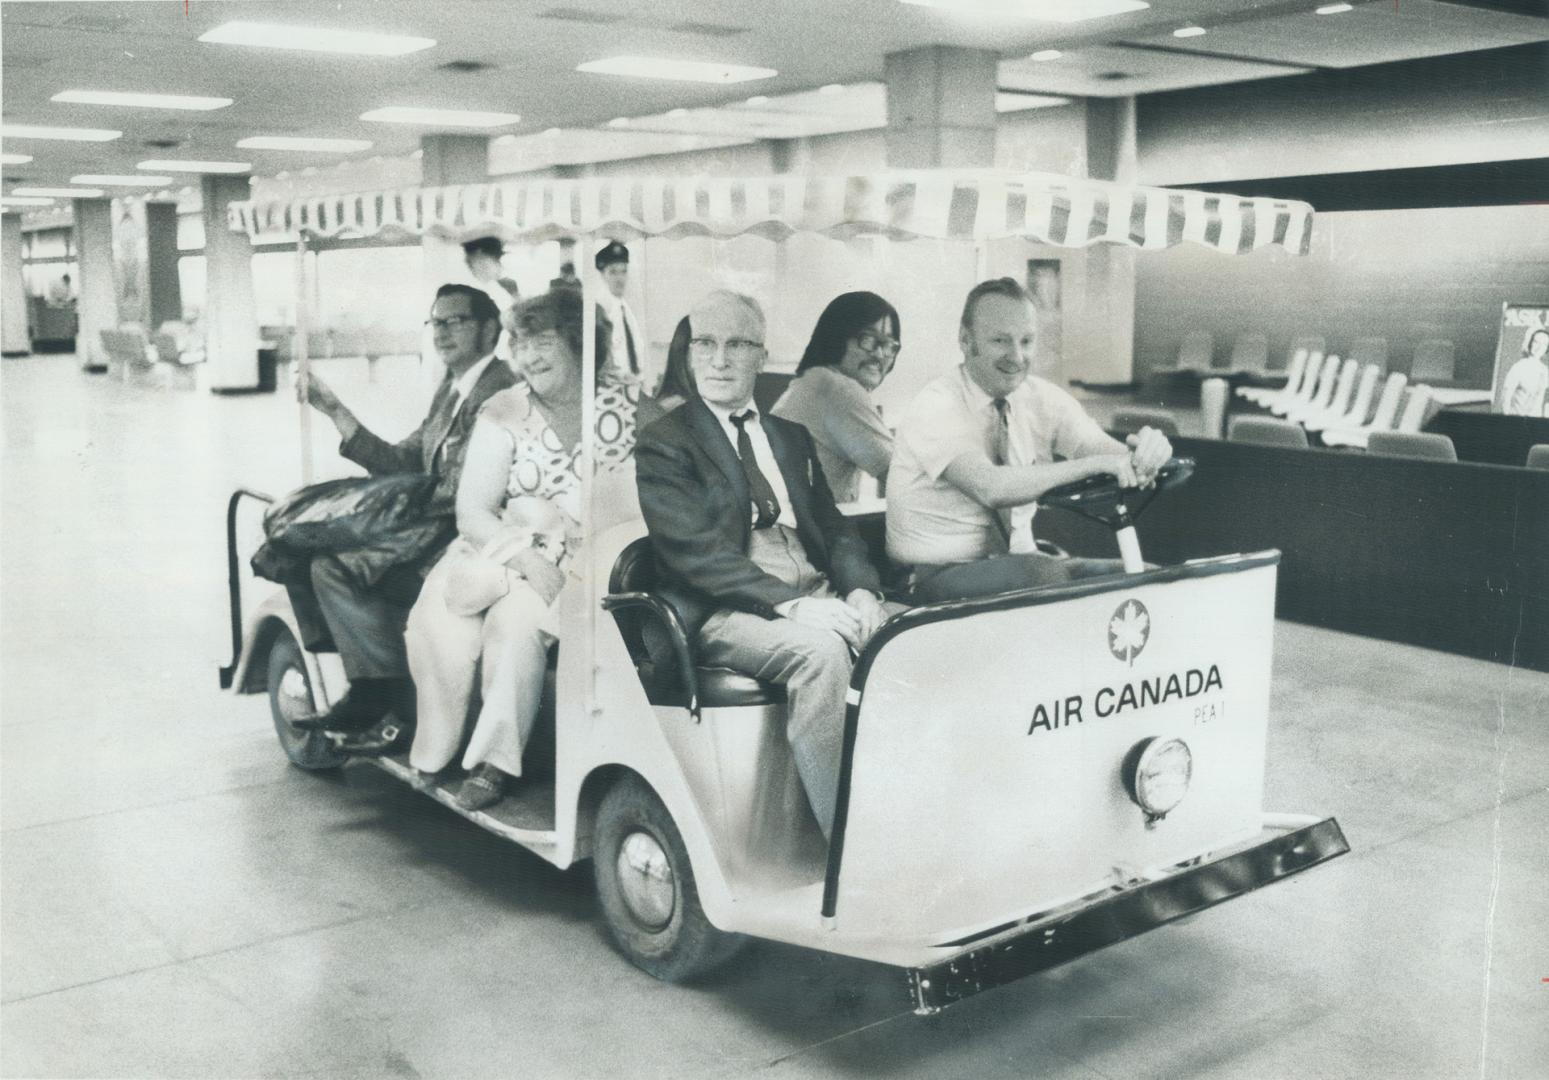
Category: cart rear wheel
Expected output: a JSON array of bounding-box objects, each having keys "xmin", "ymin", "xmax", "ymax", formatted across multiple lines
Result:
[
  {"xmin": 266, "ymin": 631, "xmax": 344, "ymax": 771},
  {"xmin": 593, "ymin": 775, "xmax": 743, "ymax": 982}
]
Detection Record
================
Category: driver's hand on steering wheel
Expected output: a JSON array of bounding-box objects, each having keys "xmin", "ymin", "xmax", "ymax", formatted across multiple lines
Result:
[
  {"xmin": 1094, "ymin": 453, "xmax": 1140, "ymax": 488},
  {"xmin": 1126, "ymin": 427, "xmax": 1173, "ymax": 486}
]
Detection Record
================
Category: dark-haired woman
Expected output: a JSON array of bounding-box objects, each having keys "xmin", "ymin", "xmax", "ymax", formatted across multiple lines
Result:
[
  {"xmin": 772, "ymin": 291, "xmax": 898, "ymax": 502},
  {"xmin": 653, "ymin": 315, "xmax": 697, "ymax": 413}
]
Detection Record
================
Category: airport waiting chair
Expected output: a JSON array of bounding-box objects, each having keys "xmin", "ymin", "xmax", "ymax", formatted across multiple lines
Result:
[
  {"xmin": 1293, "ymin": 358, "xmax": 1359, "ymax": 427},
  {"xmin": 1175, "ymin": 331, "xmax": 1215, "ymax": 375},
  {"xmin": 1228, "ymin": 416, "xmax": 1310, "ymax": 449},
  {"xmin": 1410, "ymin": 339, "xmax": 1456, "ymax": 384},
  {"xmin": 1367, "ymin": 431, "xmax": 1458, "ymax": 462},
  {"xmin": 1349, "ymin": 337, "xmax": 1389, "ymax": 372},
  {"xmin": 1238, "ymin": 348, "xmax": 1307, "ymax": 406},
  {"xmin": 1228, "ymin": 332, "xmax": 1270, "ymax": 376},
  {"xmin": 1285, "ymin": 356, "xmax": 1353, "ymax": 424},
  {"xmin": 1110, "ymin": 407, "xmax": 1181, "ymax": 438},
  {"xmin": 1393, "ymin": 386, "xmax": 1434, "ymax": 433},
  {"xmin": 1322, "ymin": 372, "xmax": 1409, "ymax": 449},
  {"xmin": 1262, "ymin": 348, "xmax": 1324, "ymax": 410},
  {"xmin": 1285, "ymin": 335, "xmax": 1326, "ymax": 370},
  {"xmin": 1272, "ymin": 352, "xmax": 1337, "ymax": 417},
  {"xmin": 1307, "ymin": 362, "xmax": 1381, "ymax": 433},
  {"xmin": 1526, "ymin": 444, "xmax": 1549, "ymax": 470}
]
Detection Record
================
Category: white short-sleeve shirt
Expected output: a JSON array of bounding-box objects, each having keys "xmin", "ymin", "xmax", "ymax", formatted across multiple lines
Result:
[{"xmin": 886, "ymin": 366, "xmax": 1116, "ymax": 566}]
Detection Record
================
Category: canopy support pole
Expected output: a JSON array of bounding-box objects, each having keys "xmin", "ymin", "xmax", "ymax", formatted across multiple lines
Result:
[
  {"xmin": 293, "ymin": 232, "xmax": 314, "ymax": 484},
  {"xmin": 578, "ymin": 233, "xmax": 598, "ymax": 730}
]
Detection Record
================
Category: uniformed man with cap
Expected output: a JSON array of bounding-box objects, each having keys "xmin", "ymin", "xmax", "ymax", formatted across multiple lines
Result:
[{"xmin": 595, "ymin": 239, "xmax": 653, "ymax": 390}]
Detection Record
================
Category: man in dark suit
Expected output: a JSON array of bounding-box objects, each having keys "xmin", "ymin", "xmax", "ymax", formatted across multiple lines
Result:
[
  {"xmin": 635, "ymin": 290, "xmax": 894, "ymax": 838},
  {"xmin": 296, "ymin": 283, "xmax": 518, "ymax": 737}
]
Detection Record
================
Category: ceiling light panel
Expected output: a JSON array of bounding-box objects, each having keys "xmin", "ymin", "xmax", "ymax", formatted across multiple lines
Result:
[
  {"xmin": 138, "ymin": 160, "xmax": 252, "ymax": 174},
  {"xmin": 51, "ymin": 90, "xmax": 233, "ymax": 111},
  {"xmin": 1, "ymin": 196, "xmax": 56, "ymax": 206},
  {"xmin": 899, "ymin": 0, "xmax": 1150, "ymax": 23},
  {"xmin": 199, "ymin": 21, "xmax": 436, "ymax": 56},
  {"xmin": 72, "ymin": 174, "xmax": 174, "ymax": 186},
  {"xmin": 236, "ymin": 136, "xmax": 374, "ymax": 152},
  {"xmin": 1, "ymin": 124, "xmax": 122, "ymax": 142},
  {"xmin": 11, "ymin": 186, "xmax": 106, "ymax": 198},
  {"xmin": 1, "ymin": 154, "xmax": 34, "ymax": 165},
  {"xmin": 359, "ymin": 107, "xmax": 521, "ymax": 128},
  {"xmin": 576, "ymin": 56, "xmax": 778, "ymax": 83}
]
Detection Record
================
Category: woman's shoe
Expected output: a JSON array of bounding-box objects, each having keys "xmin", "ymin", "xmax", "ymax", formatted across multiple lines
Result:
[{"xmin": 454, "ymin": 764, "xmax": 506, "ymax": 812}]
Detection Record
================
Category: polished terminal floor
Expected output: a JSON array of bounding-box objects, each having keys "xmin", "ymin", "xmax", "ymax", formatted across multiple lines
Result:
[{"xmin": 2, "ymin": 354, "xmax": 1545, "ymax": 1079}]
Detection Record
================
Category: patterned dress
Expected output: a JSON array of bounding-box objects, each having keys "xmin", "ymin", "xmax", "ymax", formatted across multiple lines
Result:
[{"xmin": 478, "ymin": 379, "xmax": 642, "ymax": 526}]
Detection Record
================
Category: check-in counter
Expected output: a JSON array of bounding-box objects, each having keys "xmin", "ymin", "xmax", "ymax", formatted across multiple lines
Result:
[{"xmin": 1037, "ymin": 436, "xmax": 1549, "ymax": 672}]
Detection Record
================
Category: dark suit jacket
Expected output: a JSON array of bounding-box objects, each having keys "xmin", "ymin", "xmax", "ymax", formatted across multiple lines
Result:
[
  {"xmin": 635, "ymin": 398, "xmax": 882, "ymax": 631},
  {"xmin": 339, "ymin": 357, "xmax": 518, "ymax": 516}
]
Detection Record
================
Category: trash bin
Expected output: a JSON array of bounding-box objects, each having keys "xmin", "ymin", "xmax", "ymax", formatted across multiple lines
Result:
[{"xmin": 256, "ymin": 346, "xmax": 279, "ymax": 393}]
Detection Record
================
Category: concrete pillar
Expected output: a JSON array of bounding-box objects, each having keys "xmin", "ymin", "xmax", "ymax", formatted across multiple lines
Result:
[
  {"xmin": 768, "ymin": 138, "xmax": 814, "ymax": 175},
  {"xmin": 1066, "ymin": 97, "xmax": 1139, "ymax": 385},
  {"xmin": 74, "ymin": 198, "xmax": 116, "ymax": 373},
  {"xmin": 2, "ymin": 214, "xmax": 29, "ymax": 356},
  {"xmin": 145, "ymin": 202, "xmax": 183, "ymax": 328},
  {"xmin": 883, "ymin": 46, "xmax": 998, "ymax": 169},
  {"xmin": 420, "ymin": 134, "xmax": 492, "ymax": 306},
  {"xmin": 201, "ymin": 175, "xmax": 260, "ymax": 390}
]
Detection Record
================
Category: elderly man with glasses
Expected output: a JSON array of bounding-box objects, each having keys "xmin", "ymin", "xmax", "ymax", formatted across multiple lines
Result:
[
  {"xmin": 292, "ymin": 283, "xmax": 518, "ymax": 740},
  {"xmin": 635, "ymin": 289, "xmax": 899, "ymax": 839}
]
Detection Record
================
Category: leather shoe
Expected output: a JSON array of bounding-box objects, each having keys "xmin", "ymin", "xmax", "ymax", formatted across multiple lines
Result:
[
  {"xmin": 290, "ymin": 692, "xmax": 378, "ymax": 734},
  {"xmin": 332, "ymin": 714, "xmax": 411, "ymax": 757},
  {"xmin": 454, "ymin": 763, "xmax": 506, "ymax": 812}
]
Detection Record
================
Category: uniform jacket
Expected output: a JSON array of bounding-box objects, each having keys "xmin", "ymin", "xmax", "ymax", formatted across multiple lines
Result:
[{"xmin": 635, "ymin": 397, "xmax": 882, "ymax": 632}]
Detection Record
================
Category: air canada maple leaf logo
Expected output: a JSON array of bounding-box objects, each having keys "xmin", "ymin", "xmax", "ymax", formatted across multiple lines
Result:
[{"xmin": 1108, "ymin": 599, "xmax": 1150, "ymax": 666}]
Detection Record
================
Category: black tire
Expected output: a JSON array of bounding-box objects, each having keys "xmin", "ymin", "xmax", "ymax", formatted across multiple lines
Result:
[
  {"xmin": 266, "ymin": 630, "xmax": 344, "ymax": 771},
  {"xmin": 593, "ymin": 775, "xmax": 744, "ymax": 982}
]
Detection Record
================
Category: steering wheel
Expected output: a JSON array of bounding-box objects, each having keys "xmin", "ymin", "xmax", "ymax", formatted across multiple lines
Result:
[{"xmin": 1040, "ymin": 457, "xmax": 1194, "ymax": 531}]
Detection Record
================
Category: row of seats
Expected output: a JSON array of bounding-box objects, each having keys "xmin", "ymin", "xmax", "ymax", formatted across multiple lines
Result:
[
  {"xmin": 1160, "ymin": 332, "xmax": 1458, "ymax": 384},
  {"xmin": 1231, "ymin": 347, "xmax": 1445, "ymax": 454}
]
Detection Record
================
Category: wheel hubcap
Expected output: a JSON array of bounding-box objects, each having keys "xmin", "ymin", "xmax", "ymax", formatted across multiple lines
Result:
[
  {"xmin": 616, "ymin": 830, "xmax": 675, "ymax": 930},
  {"xmin": 276, "ymin": 667, "xmax": 313, "ymax": 723}
]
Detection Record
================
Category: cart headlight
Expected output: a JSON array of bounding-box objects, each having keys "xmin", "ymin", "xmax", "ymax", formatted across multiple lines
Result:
[{"xmin": 1122, "ymin": 737, "xmax": 1193, "ymax": 820}]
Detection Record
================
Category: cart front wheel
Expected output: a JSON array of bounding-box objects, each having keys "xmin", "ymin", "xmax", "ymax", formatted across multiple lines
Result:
[
  {"xmin": 593, "ymin": 775, "xmax": 742, "ymax": 982},
  {"xmin": 266, "ymin": 631, "xmax": 344, "ymax": 771}
]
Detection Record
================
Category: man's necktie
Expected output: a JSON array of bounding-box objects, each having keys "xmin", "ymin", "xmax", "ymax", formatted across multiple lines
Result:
[
  {"xmin": 991, "ymin": 397, "xmax": 1011, "ymax": 466},
  {"xmin": 989, "ymin": 397, "xmax": 1013, "ymax": 543},
  {"xmin": 622, "ymin": 317, "xmax": 639, "ymax": 375},
  {"xmin": 424, "ymin": 378, "xmax": 460, "ymax": 470},
  {"xmin": 730, "ymin": 410, "xmax": 781, "ymax": 529}
]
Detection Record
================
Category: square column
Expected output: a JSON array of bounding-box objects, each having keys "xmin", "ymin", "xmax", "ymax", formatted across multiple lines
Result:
[
  {"xmin": 201, "ymin": 175, "xmax": 260, "ymax": 390},
  {"xmin": 884, "ymin": 46, "xmax": 998, "ymax": 169},
  {"xmin": 1068, "ymin": 97, "xmax": 1139, "ymax": 385},
  {"xmin": 74, "ymin": 198, "xmax": 116, "ymax": 373},
  {"xmin": 145, "ymin": 202, "xmax": 184, "ymax": 328},
  {"xmin": 420, "ymin": 134, "xmax": 492, "ymax": 305},
  {"xmin": 2, "ymin": 214, "xmax": 29, "ymax": 356}
]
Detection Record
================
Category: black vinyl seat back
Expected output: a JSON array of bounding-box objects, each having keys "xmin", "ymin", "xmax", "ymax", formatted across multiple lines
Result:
[{"xmin": 606, "ymin": 537, "xmax": 785, "ymax": 709}]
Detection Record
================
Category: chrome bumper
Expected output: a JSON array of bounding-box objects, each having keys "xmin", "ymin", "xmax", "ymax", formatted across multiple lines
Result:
[{"xmin": 906, "ymin": 816, "xmax": 1349, "ymax": 1014}]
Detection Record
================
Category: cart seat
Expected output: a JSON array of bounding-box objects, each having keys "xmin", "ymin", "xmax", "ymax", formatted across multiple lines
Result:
[{"xmin": 608, "ymin": 538, "xmax": 785, "ymax": 709}]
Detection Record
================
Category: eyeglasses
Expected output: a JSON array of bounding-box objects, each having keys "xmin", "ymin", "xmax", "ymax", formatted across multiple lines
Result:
[
  {"xmin": 425, "ymin": 315, "xmax": 477, "ymax": 332},
  {"xmin": 689, "ymin": 336, "xmax": 764, "ymax": 362},
  {"xmin": 853, "ymin": 331, "xmax": 900, "ymax": 359},
  {"xmin": 516, "ymin": 330, "xmax": 566, "ymax": 354}
]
